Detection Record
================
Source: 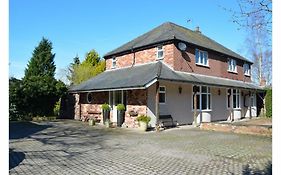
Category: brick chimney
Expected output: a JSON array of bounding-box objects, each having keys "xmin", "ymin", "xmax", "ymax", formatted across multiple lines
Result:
[{"xmin": 195, "ymin": 26, "xmax": 201, "ymax": 34}]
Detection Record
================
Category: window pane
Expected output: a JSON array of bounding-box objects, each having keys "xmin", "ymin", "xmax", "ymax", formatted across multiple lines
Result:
[
  {"xmin": 202, "ymin": 94, "xmax": 207, "ymax": 110},
  {"xmin": 159, "ymin": 86, "xmax": 165, "ymax": 92},
  {"xmin": 193, "ymin": 94, "xmax": 200, "ymax": 109},
  {"xmin": 208, "ymin": 94, "xmax": 211, "ymax": 109},
  {"xmin": 237, "ymin": 94, "xmax": 240, "ymax": 108},
  {"xmin": 233, "ymin": 94, "xmax": 237, "ymax": 108},
  {"xmin": 233, "ymin": 89, "xmax": 236, "ymax": 94},
  {"xmin": 200, "ymin": 52, "xmax": 204, "ymax": 64},
  {"xmin": 227, "ymin": 94, "xmax": 231, "ymax": 108},
  {"xmin": 157, "ymin": 46, "xmax": 162, "ymax": 50},
  {"xmin": 202, "ymin": 86, "xmax": 207, "ymax": 93},
  {"xmin": 196, "ymin": 94, "xmax": 200, "ymax": 109},
  {"xmin": 203, "ymin": 52, "xmax": 208, "ymax": 65},
  {"xmin": 159, "ymin": 93, "xmax": 165, "ymax": 103},
  {"xmin": 158, "ymin": 51, "xmax": 163, "ymax": 58}
]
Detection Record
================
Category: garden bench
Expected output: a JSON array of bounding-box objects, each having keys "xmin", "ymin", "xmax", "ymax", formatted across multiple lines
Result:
[
  {"xmin": 159, "ymin": 115, "xmax": 177, "ymax": 129},
  {"xmin": 82, "ymin": 110, "xmax": 101, "ymax": 123}
]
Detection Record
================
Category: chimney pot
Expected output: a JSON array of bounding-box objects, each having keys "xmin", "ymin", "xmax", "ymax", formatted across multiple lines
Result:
[{"xmin": 195, "ymin": 26, "xmax": 201, "ymax": 34}]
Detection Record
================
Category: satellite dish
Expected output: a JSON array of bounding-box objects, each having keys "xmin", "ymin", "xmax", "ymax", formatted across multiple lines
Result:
[{"xmin": 178, "ymin": 42, "xmax": 187, "ymax": 51}]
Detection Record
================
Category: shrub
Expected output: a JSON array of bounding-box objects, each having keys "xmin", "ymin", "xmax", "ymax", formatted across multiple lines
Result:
[
  {"xmin": 265, "ymin": 88, "xmax": 272, "ymax": 118},
  {"xmin": 101, "ymin": 103, "xmax": 110, "ymax": 111},
  {"xmin": 136, "ymin": 115, "xmax": 151, "ymax": 124},
  {"xmin": 116, "ymin": 104, "xmax": 125, "ymax": 111},
  {"xmin": 53, "ymin": 99, "xmax": 61, "ymax": 116}
]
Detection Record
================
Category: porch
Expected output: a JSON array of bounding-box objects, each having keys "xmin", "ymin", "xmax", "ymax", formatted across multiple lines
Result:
[{"xmin": 68, "ymin": 61, "xmax": 263, "ymax": 129}]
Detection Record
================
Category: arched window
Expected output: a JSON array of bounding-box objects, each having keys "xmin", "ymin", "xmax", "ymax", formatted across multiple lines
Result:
[{"xmin": 87, "ymin": 92, "xmax": 93, "ymax": 103}]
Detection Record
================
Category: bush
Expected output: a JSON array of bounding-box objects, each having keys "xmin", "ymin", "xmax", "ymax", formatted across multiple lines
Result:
[
  {"xmin": 116, "ymin": 104, "xmax": 125, "ymax": 111},
  {"xmin": 101, "ymin": 103, "xmax": 110, "ymax": 111},
  {"xmin": 53, "ymin": 99, "xmax": 61, "ymax": 116},
  {"xmin": 136, "ymin": 115, "xmax": 151, "ymax": 124},
  {"xmin": 265, "ymin": 89, "xmax": 272, "ymax": 118}
]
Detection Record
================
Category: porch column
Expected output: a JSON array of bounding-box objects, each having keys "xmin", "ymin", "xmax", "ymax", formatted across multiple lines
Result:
[
  {"xmin": 230, "ymin": 89, "xmax": 234, "ymax": 122},
  {"xmin": 155, "ymin": 81, "xmax": 160, "ymax": 131}
]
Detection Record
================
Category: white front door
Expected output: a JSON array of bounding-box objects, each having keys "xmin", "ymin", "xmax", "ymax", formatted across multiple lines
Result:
[
  {"xmin": 250, "ymin": 94, "xmax": 257, "ymax": 117},
  {"xmin": 109, "ymin": 91, "xmax": 124, "ymax": 123}
]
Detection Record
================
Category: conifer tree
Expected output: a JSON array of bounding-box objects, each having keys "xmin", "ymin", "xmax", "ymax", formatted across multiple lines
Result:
[{"xmin": 24, "ymin": 38, "xmax": 56, "ymax": 78}]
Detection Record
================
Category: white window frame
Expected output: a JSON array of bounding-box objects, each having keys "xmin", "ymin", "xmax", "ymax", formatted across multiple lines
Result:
[
  {"xmin": 156, "ymin": 45, "xmax": 164, "ymax": 60},
  {"xmin": 195, "ymin": 49, "xmax": 209, "ymax": 66},
  {"xmin": 192, "ymin": 85, "xmax": 212, "ymax": 111},
  {"xmin": 112, "ymin": 57, "xmax": 116, "ymax": 69},
  {"xmin": 159, "ymin": 86, "xmax": 166, "ymax": 104},
  {"xmin": 243, "ymin": 63, "xmax": 251, "ymax": 76},
  {"xmin": 226, "ymin": 88, "xmax": 241, "ymax": 109},
  {"xmin": 233, "ymin": 89, "xmax": 240, "ymax": 109},
  {"xmin": 228, "ymin": 58, "xmax": 237, "ymax": 73}
]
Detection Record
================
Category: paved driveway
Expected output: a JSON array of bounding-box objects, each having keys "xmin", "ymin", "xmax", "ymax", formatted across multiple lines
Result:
[{"xmin": 9, "ymin": 120, "xmax": 272, "ymax": 175}]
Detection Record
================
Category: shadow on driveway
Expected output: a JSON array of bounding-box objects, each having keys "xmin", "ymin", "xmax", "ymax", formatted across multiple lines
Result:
[
  {"xmin": 242, "ymin": 161, "xmax": 272, "ymax": 175},
  {"xmin": 9, "ymin": 149, "xmax": 25, "ymax": 170},
  {"xmin": 9, "ymin": 121, "xmax": 52, "ymax": 139}
]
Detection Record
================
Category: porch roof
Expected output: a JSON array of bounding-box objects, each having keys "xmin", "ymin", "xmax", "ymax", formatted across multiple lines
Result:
[{"xmin": 68, "ymin": 61, "xmax": 262, "ymax": 93}]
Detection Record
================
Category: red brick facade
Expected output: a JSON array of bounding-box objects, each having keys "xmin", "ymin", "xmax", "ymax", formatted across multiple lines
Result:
[
  {"xmin": 105, "ymin": 43, "xmax": 251, "ymax": 82},
  {"xmin": 75, "ymin": 92, "xmax": 108, "ymax": 123},
  {"xmin": 74, "ymin": 90, "xmax": 147, "ymax": 128},
  {"xmin": 124, "ymin": 89, "xmax": 147, "ymax": 128}
]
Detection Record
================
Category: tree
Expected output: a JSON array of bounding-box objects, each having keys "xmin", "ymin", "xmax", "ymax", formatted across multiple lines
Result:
[
  {"xmin": 222, "ymin": 0, "xmax": 272, "ymax": 85},
  {"xmin": 68, "ymin": 49, "xmax": 105, "ymax": 85},
  {"xmin": 24, "ymin": 38, "xmax": 56, "ymax": 78},
  {"xmin": 223, "ymin": 0, "xmax": 272, "ymax": 34},
  {"xmin": 66, "ymin": 55, "xmax": 81, "ymax": 85},
  {"xmin": 9, "ymin": 77, "xmax": 24, "ymax": 120},
  {"xmin": 72, "ymin": 60, "xmax": 105, "ymax": 85},
  {"xmin": 20, "ymin": 37, "xmax": 67, "ymax": 117},
  {"xmin": 82, "ymin": 49, "xmax": 100, "ymax": 66}
]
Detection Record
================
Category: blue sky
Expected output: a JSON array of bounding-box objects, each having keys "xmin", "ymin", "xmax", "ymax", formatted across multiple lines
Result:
[{"xmin": 10, "ymin": 0, "xmax": 248, "ymax": 81}]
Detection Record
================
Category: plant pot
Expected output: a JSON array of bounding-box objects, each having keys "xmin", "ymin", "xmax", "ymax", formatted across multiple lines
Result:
[
  {"xmin": 139, "ymin": 121, "xmax": 148, "ymax": 131},
  {"xmin": 103, "ymin": 109, "xmax": 110, "ymax": 124},
  {"xmin": 105, "ymin": 120, "xmax": 111, "ymax": 128},
  {"xmin": 117, "ymin": 110, "xmax": 125, "ymax": 127},
  {"xmin": 89, "ymin": 119, "xmax": 95, "ymax": 126}
]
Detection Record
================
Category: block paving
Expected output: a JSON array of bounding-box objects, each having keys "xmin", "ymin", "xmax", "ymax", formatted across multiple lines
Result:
[{"xmin": 9, "ymin": 120, "xmax": 272, "ymax": 174}]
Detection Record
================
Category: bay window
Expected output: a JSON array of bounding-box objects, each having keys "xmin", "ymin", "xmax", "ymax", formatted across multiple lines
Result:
[
  {"xmin": 192, "ymin": 85, "xmax": 211, "ymax": 110},
  {"xmin": 227, "ymin": 88, "xmax": 241, "ymax": 109}
]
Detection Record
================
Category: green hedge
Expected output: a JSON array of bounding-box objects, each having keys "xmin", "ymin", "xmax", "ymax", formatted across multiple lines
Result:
[{"xmin": 265, "ymin": 89, "xmax": 272, "ymax": 118}]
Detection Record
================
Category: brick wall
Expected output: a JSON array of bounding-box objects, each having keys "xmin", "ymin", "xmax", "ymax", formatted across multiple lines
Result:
[
  {"xmin": 105, "ymin": 44, "xmax": 175, "ymax": 70},
  {"xmin": 125, "ymin": 89, "xmax": 147, "ymax": 128},
  {"xmin": 173, "ymin": 44, "xmax": 251, "ymax": 82},
  {"xmin": 78, "ymin": 92, "xmax": 108, "ymax": 123},
  {"xmin": 105, "ymin": 42, "xmax": 251, "ymax": 82}
]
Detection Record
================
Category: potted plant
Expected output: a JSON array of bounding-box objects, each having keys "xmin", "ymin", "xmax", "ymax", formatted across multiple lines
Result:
[
  {"xmin": 116, "ymin": 104, "xmax": 126, "ymax": 127},
  {"xmin": 89, "ymin": 118, "xmax": 95, "ymax": 126},
  {"xmin": 101, "ymin": 103, "xmax": 111, "ymax": 124},
  {"xmin": 104, "ymin": 119, "xmax": 112, "ymax": 128},
  {"xmin": 136, "ymin": 115, "xmax": 151, "ymax": 131}
]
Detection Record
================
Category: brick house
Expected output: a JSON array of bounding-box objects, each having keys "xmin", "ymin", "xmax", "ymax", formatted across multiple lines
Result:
[{"xmin": 69, "ymin": 22, "xmax": 262, "ymax": 128}]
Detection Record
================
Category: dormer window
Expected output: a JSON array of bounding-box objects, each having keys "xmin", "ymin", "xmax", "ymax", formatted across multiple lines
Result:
[
  {"xmin": 243, "ymin": 63, "xmax": 250, "ymax": 76},
  {"xmin": 228, "ymin": 58, "xmax": 237, "ymax": 73},
  {"xmin": 156, "ymin": 45, "xmax": 164, "ymax": 59},
  {"xmin": 112, "ymin": 57, "xmax": 116, "ymax": 69},
  {"xmin": 195, "ymin": 49, "xmax": 208, "ymax": 66}
]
